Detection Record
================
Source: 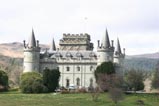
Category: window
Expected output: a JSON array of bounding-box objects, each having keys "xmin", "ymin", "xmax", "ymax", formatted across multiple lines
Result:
[
  {"xmin": 66, "ymin": 67, "xmax": 70, "ymax": 71},
  {"xmin": 89, "ymin": 78, "xmax": 93, "ymax": 87},
  {"xmin": 66, "ymin": 79, "xmax": 70, "ymax": 87},
  {"xmin": 77, "ymin": 66, "xmax": 80, "ymax": 71},
  {"xmin": 90, "ymin": 66, "xmax": 93, "ymax": 71},
  {"xmin": 76, "ymin": 78, "xmax": 80, "ymax": 86}
]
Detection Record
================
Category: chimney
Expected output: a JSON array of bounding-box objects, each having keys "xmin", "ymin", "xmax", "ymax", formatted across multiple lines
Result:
[
  {"xmin": 23, "ymin": 40, "xmax": 26, "ymax": 48},
  {"xmin": 37, "ymin": 40, "xmax": 39, "ymax": 47},
  {"xmin": 97, "ymin": 40, "xmax": 100, "ymax": 47},
  {"xmin": 111, "ymin": 40, "xmax": 114, "ymax": 47},
  {"xmin": 123, "ymin": 48, "xmax": 125, "ymax": 55}
]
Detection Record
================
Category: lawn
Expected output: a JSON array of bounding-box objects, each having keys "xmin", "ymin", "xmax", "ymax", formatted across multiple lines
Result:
[{"xmin": 0, "ymin": 90, "xmax": 158, "ymax": 106}]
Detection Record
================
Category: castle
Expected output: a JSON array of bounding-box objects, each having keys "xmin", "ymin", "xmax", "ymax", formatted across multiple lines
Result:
[{"xmin": 23, "ymin": 29, "xmax": 125, "ymax": 88}]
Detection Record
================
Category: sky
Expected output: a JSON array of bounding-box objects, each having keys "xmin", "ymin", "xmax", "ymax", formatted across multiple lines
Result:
[{"xmin": 0, "ymin": 0, "xmax": 159, "ymax": 55}]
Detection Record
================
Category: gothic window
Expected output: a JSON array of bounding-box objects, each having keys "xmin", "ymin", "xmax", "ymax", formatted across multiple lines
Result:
[
  {"xmin": 89, "ymin": 78, "xmax": 93, "ymax": 87},
  {"xmin": 66, "ymin": 79, "xmax": 70, "ymax": 87},
  {"xmin": 77, "ymin": 66, "xmax": 80, "ymax": 71},
  {"xmin": 66, "ymin": 67, "xmax": 70, "ymax": 71},
  {"xmin": 76, "ymin": 78, "xmax": 80, "ymax": 86},
  {"xmin": 90, "ymin": 66, "xmax": 93, "ymax": 71}
]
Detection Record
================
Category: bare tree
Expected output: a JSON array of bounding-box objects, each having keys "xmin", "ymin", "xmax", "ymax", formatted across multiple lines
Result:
[
  {"xmin": 109, "ymin": 87, "xmax": 124, "ymax": 106},
  {"xmin": 89, "ymin": 86, "xmax": 101, "ymax": 101}
]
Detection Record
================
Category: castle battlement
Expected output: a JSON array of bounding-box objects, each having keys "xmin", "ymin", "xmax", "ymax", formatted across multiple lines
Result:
[{"xmin": 63, "ymin": 33, "xmax": 90, "ymax": 40}]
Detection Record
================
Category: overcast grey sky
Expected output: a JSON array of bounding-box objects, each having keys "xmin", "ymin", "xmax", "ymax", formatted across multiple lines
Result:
[{"xmin": 0, "ymin": 0, "xmax": 159, "ymax": 55}]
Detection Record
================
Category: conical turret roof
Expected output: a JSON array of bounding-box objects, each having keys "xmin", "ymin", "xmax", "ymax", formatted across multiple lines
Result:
[
  {"xmin": 50, "ymin": 37, "xmax": 56, "ymax": 51},
  {"xmin": 115, "ymin": 38, "xmax": 122, "ymax": 54},
  {"xmin": 28, "ymin": 29, "xmax": 36, "ymax": 48},
  {"xmin": 101, "ymin": 29, "xmax": 110, "ymax": 48}
]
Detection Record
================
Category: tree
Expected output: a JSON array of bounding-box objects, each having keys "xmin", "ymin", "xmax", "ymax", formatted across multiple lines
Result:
[
  {"xmin": 109, "ymin": 88, "xmax": 124, "ymax": 106},
  {"xmin": 151, "ymin": 62, "xmax": 159, "ymax": 89},
  {"xmin": 94, "ymin": 62, "xmax": 124, "ymax": 104},
  {"xmin": 0, "ymin": 70, "xmax": 8, "ymax": 91},
  {"xmin": 94, "ymin": 62, "xmax": 116, "ymax": 91},
  {"xmin": 124, "ymin": 69, "xmax": 145, "ymax": 92},
  {"xmin": 43, "ymin": 68, "xmax": 60, "ymax": 92},
  {"xmin": 20, "ymin": 72, "xmax": 48, "ymax": 93}
]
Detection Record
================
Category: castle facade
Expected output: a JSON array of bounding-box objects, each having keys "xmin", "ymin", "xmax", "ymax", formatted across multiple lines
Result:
[{"xmin": 23, "ymin": 29, "xmax": 125, "ymax": 88}]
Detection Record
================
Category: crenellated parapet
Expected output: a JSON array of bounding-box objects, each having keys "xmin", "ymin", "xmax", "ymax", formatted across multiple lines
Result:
[
  {"xmin": 59, "ymin": 33, "xmax": 93, "ymax": 50},
  {"xmin": 63, "ymin": 33, "xmax": 90, "ymax": 40}
]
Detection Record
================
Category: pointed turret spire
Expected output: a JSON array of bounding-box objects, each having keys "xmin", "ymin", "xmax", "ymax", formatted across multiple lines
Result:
[
  {"xmin": 115, "ymin": 38, "xmax": 122, "ymax": 54},
  {"xmin": 28, "ymin": 29, "xmax": 36, "ymax": 48},
  {"xmin": 101, "ymin": 28, "xmax": 110, "ymax": 48},
  {"xmin": 50, "ymin": 37, "xmax": 56, "ymax": 51}
]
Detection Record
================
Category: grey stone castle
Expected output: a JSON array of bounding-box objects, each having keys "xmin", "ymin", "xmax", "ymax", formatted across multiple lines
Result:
[{"xmin": 23, "ymin": 29, "xmax": 125, "ymax": 88}]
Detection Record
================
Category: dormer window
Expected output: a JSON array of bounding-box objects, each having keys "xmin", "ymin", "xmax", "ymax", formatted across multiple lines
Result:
[{"xmin": 76, "ymin": 52, "xmax": 83, "ymax": 60}]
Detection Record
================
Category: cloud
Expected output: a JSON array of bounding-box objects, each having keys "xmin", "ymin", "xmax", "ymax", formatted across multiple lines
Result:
[{"xmin": 0, "ymin": 0, "xmax": 159, "ymax": 55}]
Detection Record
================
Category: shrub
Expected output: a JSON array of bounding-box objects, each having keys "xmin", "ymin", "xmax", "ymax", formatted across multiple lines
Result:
[
  {"xmin": 0, "ymin": 70, "xmax": 8, "ymax": 91},
  {"xmin": 20, "ymin": 72, "xmax": 48, "ymax": 93}
]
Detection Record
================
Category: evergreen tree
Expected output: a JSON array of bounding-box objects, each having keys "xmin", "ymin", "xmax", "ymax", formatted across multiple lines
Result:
[
  {"xmin": 43, "ymin": 68, "xmax": 60, "ymax": 92},
  {"xmin": 0, "ymin": 70, "xmax": 8, "ymax": 91}
]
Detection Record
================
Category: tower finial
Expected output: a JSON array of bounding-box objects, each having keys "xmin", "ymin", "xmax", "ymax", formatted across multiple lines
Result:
[
  {"xmin": 50, "ymin": 37, "xmax": 56, "ymax": 51},
  {"xmin": 116, "ymin": 38, "xmax": 122, "ymax": 54},
  {"xmin": 101, "ymin": 28, "xmax": 110, "ymax": 48},
  {"xmin": 28, "ymin": 29, "xmax": 36, "ymax": 48}
]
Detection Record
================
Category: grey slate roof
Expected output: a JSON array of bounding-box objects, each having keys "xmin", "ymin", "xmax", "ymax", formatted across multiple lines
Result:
[
  {"xmin": 115, "ymin": 38, "xmax": 122, "ymax": 55},
  {"xmin": 101, "ymin": 29, "xmax": 110, "ymax": 48},
  {"xmin": 41, "ymin": 50, "xmax": 97, "ymax": 59},
  {"xmin": 49, "ymin": 37, "xmax": 56, "ymax": 51},
  {"xmin": 28, "ymin": 29, "xmax": 36, "ymax": 48}
]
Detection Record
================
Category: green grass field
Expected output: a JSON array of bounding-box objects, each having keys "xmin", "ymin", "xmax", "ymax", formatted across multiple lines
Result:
[{"xmin": 0, "ymin": 90, "xmax": 159, "ymax": 106}]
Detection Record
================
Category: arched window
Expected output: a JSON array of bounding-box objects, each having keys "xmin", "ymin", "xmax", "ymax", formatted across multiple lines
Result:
[
  {"xmin": 66, "ymin": 79, "xmax": 70, "ymax": 87},
  {"xmin": 90, "ymin": 66, "xmax": 93, "ymax": 71},
  {"xmin": 76, "ymin": 78, "xmax": 80, "ymax": 86},
  {"xmin": 89, "ymin": 78, "xmax": 93, "ymax": 87}
]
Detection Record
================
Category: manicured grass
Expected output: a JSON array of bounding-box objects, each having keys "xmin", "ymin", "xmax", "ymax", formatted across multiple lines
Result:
[{"xmin": 0, "ymin": 90, "xmax": 159, "ymax": 106}]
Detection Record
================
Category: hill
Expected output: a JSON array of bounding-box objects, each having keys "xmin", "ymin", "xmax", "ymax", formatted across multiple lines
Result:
[
  {"xmin": 0, "ymin": 42, "xmax": 49, "ymax": 58},
  {"xmin": 0, "ymin": 42, "xmax": 158, "ymax": 86},
  {"xmin": 124, "ymin": 57, "xmax": 158, "ymax": 71},
  {"xmin": 128, "ymin": 52, "xmax": 159, "ymax": 59}
]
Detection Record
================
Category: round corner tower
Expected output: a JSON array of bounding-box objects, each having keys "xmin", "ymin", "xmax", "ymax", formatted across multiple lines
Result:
[
  {"xmin": 114, "ymin": 38, "xmax": 125, "ymax": 75},
  {"xmin": 114, "ymin": 38, "xmax": 125, "ymax": 66},
  {"xmin": 23, "ymin": 29, "xmax": 40, "ymax": 73},
  {"xmin": 97, "ymin": 29, "xmax": 114, "ymax": 65}
]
